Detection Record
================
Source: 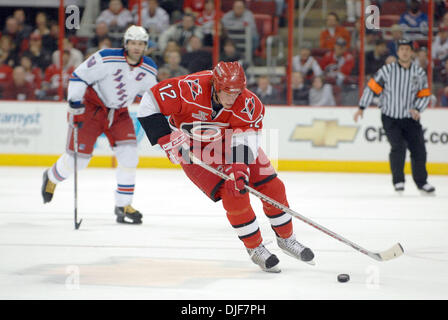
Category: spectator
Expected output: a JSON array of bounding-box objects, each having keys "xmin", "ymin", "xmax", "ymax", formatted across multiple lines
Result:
[
  {"xmin": 0, "ymin": 35, "xmax": 16, "ymax": 67},
  {"xmin": 387, "ymin": 24, "xmax": 404, "ymax": 58},
  {"xmin": 157, "ymin": 66, "xmax": 171, "ymax": 81},
  {"xmin": 2, "ymin": 17, "xmax": 24, "ymax": 56},
  {"xmin": 137, "ymin": 0, "xmax": 170, "ymax": 36},
  {"xmin": 41, "ymin": 21, "xmax": 59, "ymax": 53},
  {"xmin": 158, "ymin": 0, "xmax": 184, "ymax": 23},
  {"xmin": 309, "ymin": 76, "xmax": 335, "ymax": 106},
  {"xmin": 364, "ymin": 29, "xmax": 382, "ymax": 52},
  {"xmin": 272, "ymin": 0, "xmax": 286, "ymax": 17},
  {"xmin": 152, "ymin": 40, "xmax": 180, "ymax": 66},
  {"xmin": 13, "ymin": 9, "xmax": 33, "ymax": 39},
  {"xmin": 292, "ymin": 47, "xmax": 323, "ymax": 81},
  {"xmin": 365, "ymin": 39, "xmax": 389, "ymax": 76},
  {"xmin": 19, "ymin": 54, "xmax": 42, "ymax": 93},
  {"xmin": 96, "ymin": 0, "xmax": 134, "ymax": 33},
  {"xmin": 203, "ymin": 20, "xmax": 230, "ymax": 48},
  {"xmin": 221, "ymin": 0, "xmax": 259, "ymax": 53},
  {"xmin": 399, "ymin": 0, "xmax": 428, "ymax": 40},
  {"xmin": 87, "ymin": 37, "xmax": 113, "ymax": 56},
  {"xmin": 291, "ymin": 71, "xmax": 310, "ymax": 105},
  {"xmin": 181, "ymin": 36, "xmax": 213, "ymax": 73},
  {"xmin": 163, "ymin": 51, "xmax": 189, "ymax": 77},
  {"xmin": 435, "ymin": 58, "xmax": 448, "ymax": 83},
  {"xmin": 220, "ymin": 38, "xmax": 244, "ymax": 63},
  {"xmin": 158, "ymin": 13, "xmax": 204, "ymax": 52},
  {"xmin": 2, "ymin": 66, "xmax": 35, "ymax": 100},
  {"xmin": 319, "ymin": 12, "xmax": 351, "ymax": 50},
  {"xmin": 52, "ymin": 38, "xmax": 84, "ymax": 69},
  {"xmin": 34, "ymin": 12, "xmax": 50, "ymax": 36},
  {"xmin": 432, "ymin": 24, "xmax": 448, "ymax": 61},
  {"xmin": 0, "ymin": 60, "xmax": 13, "ymax": 96},
  {"xmin": 42, "ymin": 50, "xmax": 75, "ymax": 100},
  {"xmin": 196, "ymin": 0, "xmax": 216, "ymax": 46},
  {"xmin": 22, "ymin": 32, "xmax": 52, "ymax": 71},
  {"xmin": 320, "ymin": 38, "xmax": 355, "ymax": 86},
  {"xmin": 255, "ymin": 75, "xmax": 279, "ymax": 105},
  {"xmin": 183, "ymin": 0, "xmax": 206, "ymax": 17},
  {"xmin": 415, "ymin": 47, "xmax": 429, "ymax": 69},
  {"xmin": 440, "ymin": 86, "xmax": 448, "ymax": 106},
  {"xmin": 88, "ymin": 22, "xmax": 113, "ymax": 51},
  {"xmin": 442, "ymin": 11, "xmax": 448, "ymax": 26}
]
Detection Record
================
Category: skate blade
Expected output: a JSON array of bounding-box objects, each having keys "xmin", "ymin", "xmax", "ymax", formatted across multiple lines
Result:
[
  {"xmin": 305, "ymin": 260, "xmax": 316, "ymax": 266},
  {"xmin": 262, "ymin": 266, "xmax": 281, "ymax": 273},
  {"xmin": 419, "ymin": 190, "xmax": 435, "ymax": 197},
  {"xmin": 282, "ymin": 249, "xmax": 316, "ymax": 266}
]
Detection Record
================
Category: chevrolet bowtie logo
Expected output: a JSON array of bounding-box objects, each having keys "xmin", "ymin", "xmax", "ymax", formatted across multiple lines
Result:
[{"xmin": 290, "ymin": 120, "xmax": 358, "ymax": 147}]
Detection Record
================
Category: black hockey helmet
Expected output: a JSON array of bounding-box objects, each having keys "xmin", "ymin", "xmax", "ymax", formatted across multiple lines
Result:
[{"xmin": 396, "ymin": 39, "xmax": 414, "ymax": 50}]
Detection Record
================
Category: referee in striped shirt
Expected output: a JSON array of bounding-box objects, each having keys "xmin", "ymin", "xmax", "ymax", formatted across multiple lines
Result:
[{"xmin": 354, "ymin": 39, "xmax": 435, "ymax": 194}]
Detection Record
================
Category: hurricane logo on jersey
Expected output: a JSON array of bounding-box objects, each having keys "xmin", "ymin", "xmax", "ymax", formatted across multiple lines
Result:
[
  {"xmin": 241, "ymin": 97, "xmax": 256, "ymax": 120},
  {"xmin": 180, "ymin": 122, "xmax": 229, "ymax": 142},
  {"xmin": 185, "ymin": 79, "xmax": 202, "ymax": 100}
]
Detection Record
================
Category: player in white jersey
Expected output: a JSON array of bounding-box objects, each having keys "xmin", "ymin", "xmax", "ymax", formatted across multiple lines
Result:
[{"xmin": 41, "ymin": 26, "xmax": 158, "ymax": 224}]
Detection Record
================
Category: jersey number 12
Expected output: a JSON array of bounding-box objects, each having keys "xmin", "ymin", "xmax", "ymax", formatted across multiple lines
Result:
[{"xmin": 159, "ymin": 83, "xmax": 177, "ymax": 101}]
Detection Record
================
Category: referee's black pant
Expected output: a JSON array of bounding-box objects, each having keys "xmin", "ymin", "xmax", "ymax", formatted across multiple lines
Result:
[{"xmin": 381, "ymin": 114, "xmax": 428, "ymax": 188}]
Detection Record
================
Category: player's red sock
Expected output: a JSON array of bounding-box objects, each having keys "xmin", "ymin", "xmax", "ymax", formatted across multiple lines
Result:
[
  {"xmin": 221, "ymin": 190, "xmax": 262, "ymax": 249},
  {"xmin": 257, "ymin": 177, "xmax": 293, "ymax": 239}
]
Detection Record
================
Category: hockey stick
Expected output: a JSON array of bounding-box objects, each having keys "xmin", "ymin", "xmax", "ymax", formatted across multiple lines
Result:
[
  {"xmin": 73, "ymin": 126, "xmax": 82, "ymax": 230},
  {"xmin": 187, "ymin": 152, "xmax": 404, "ymax": 262}
]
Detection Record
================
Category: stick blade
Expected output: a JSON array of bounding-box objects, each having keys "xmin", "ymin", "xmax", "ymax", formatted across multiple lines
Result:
[
  {"xmin": 377, "ymin": 243, "xmax": 404, "ymax": 261},
  {"xmin": 75, "ymin": 219, "xmax": 83, "ymax": 230}
]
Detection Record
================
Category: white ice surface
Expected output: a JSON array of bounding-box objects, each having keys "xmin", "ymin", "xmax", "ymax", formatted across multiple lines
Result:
[{"xmin": 0, "ymin": 167, "xmax": 447, "ymax": 300}]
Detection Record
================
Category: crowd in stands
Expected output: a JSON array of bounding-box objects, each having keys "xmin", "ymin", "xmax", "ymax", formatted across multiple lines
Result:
[{"xmin": 1, "ymin": 0, "xmax": 448, "ymax": 107}]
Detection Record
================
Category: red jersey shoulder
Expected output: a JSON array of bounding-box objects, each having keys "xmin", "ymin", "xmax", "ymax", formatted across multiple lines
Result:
[
  {"xmin": 231, "ymin": 89, "xmax": 265, "ymax": 124},
  {"xmin": 150, "ymin": 71, "xmax": 214, "ymax": 116},
  {"xmin": 178, "ymin": 71, "xmax": 213, "ymax": 104}
]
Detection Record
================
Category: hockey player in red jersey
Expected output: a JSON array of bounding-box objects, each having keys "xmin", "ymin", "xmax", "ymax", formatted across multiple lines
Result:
[{"xmin": 138, "ymin": 61, "xmax": 314, "ymax": 272}]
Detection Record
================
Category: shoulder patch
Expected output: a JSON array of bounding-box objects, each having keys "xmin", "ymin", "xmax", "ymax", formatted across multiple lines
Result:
[
  {"xmin": 241, "ymin": 96, "xmax": 257, "ymax": 120},
  {"xmin": 232, "ymin": 90, "xmax": 264, "ymax": 123}
]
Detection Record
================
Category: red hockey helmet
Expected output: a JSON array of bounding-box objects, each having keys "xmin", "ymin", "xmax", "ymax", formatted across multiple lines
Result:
[{"xmin": 212, "ymin": 61, "xmax": 246, "ymax": 94}]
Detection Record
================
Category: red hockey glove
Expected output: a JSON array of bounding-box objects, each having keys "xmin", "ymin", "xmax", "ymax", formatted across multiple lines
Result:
[
  {"xmin": 68, "ymin": 101, "xmax": 85, "ymax": 129},
  {"xmin": 157, "ymin": 130, "xmax": 188, "ymax": 164},
  {"xmin": 224, "ymin": 163, "xmax": 250, "ymax": 197}
]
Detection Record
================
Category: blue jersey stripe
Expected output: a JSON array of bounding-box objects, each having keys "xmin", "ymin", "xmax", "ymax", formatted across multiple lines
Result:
[
  {"xmin": 70, "ymin": 72, "xmax": 89, "ymax": 85},
  {"xmin": 103, "ymin": 60, "xmax": 127, "ymax": 64},
  {"xmin": 99, "ymin": 48, "xmax": 125, "ymax": 57},
  {"xmin": 139, "ymin": 66, "xmax": 156, "ymax": 77}
]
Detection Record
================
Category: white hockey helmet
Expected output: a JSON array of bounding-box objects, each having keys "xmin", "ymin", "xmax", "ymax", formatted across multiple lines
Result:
[{"xmin": 123, "ymin": 25, "xmax": 149, "ymax": 46}]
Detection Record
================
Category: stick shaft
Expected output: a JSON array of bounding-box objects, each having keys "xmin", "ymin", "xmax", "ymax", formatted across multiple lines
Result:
[
  {"xmin": 73, "ymin": 126, "xmax": 80, "ymax": 229},
  {"xmin": 187, "ymin": 152, "xmax": 388, "ymax": 261}
]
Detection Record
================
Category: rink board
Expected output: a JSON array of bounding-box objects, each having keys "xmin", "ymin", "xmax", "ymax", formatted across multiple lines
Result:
[{"xmin": 0, "ymin": 101, "xmax": 447, "ymax": 174}]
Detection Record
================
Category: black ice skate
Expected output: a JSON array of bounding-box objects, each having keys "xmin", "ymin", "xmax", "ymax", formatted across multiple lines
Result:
[
  {"xmin": 418, "ymin": 183, "xmax": 435, "ymax": 196},
  {"xmin": 115, "ymin": 205, "xmax": 143, "ymax": 224},
  {"xmin": 41, "ymin": 170, "xmax": 56, "ymax": 204},
  {"xmin": 247, "ymin": 243, "xmax": 281, "ymax": 273},
  {"xmin": 277, "ymin": 234, "xmax": 315, "ymax": 265},
  {"xmin": 394, "ymin": 182, "xmax": 405, "ymax": 193}
]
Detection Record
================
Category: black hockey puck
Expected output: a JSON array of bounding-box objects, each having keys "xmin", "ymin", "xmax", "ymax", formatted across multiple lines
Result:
[{"xmin": 337, "ymin": 274, "xmax": 350, "ymax": 283}]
